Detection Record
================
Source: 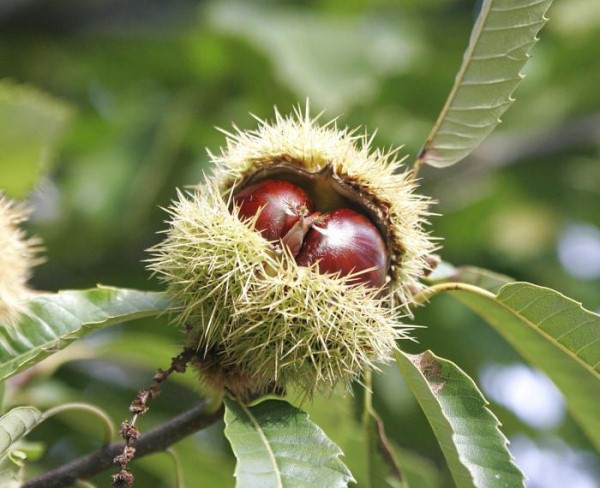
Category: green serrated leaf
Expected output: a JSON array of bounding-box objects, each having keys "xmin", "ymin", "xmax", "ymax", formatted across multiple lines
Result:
[
  {"xmin": 450, "ymin": 282, "xmax": 600, "ymax": 451},
  {"xmin": 0, "ymin": 407, "xmax": 42, "ymax": 462},
  {"xmin": 0, "ymin": 409, "xmax": 49, "ymax": 487},
  {"xmin": 0, "ymin": 287, "xmax": 169, "ymax": 380},
  {"xmin": 417, "ymin": 0, "xmax": 553, "ymax": 168},
  {"xmin": 395, "ymin": 350, "xmax": 524, "ymax": 488},
  {"xmin": 224, "ymin": 398, "xmax": 354, "ymax": 488},
  {"xmin": 0, "ymin": 80, "xmax": 72, "ymax": 197}
]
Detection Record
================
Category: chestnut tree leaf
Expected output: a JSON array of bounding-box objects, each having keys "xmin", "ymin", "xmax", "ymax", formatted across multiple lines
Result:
[
  {"xmin": 224, "ymin": 398, "xmax": 354, "ymax": 488},
  {"xmin": 0, "ymin": 80, "xmax": 72, "ymax": 197},
  {"xmin": 0, "ymin": 407, "xmax": 42, "ymax": 462},
  {"xmin": 0, "ymin": 287, "xmax": 169, "ymax": 380},
  {"xmin": 395, "ymin": 349, "xmax": 524, "ymax": 488},
  {"xmin": 417, "ymin": 0, "xmax": 553, "ymax": 168},
  {"xmin": 448, "ymin": 282, "xmax": 600, "ymax": 451}
]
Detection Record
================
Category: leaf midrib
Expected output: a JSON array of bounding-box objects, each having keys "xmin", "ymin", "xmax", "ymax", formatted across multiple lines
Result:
[
  {"xmin": 238, "ymin": 401, "xmax": 283, "ymax": 488},
  {"xmin": 454, "ymin": 284, "xmax": 600, "ymax": 382},
  {"xmin": 420, "ymin": 0, "xmax": 493, "ymax": 153}
]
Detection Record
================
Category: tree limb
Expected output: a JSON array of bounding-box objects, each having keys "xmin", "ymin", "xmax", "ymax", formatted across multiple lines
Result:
[{"xmin": 23, "ymin": 402, "xmax": 225, "ymax": 488}]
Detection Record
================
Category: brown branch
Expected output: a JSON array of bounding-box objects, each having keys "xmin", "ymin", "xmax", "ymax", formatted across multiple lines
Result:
[{"xmin": 23, "ymin": 402, "xmax": 225, "ymax": 488}]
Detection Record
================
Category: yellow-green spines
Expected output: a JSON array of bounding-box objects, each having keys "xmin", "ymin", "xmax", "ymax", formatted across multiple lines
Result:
[
  {"xmin": 149, "ymin": 107, "xmax": 436, "ymax": 399},
  {"xmin": 0, "ymin": 195, "xmax": 42, "ymax": 325}
]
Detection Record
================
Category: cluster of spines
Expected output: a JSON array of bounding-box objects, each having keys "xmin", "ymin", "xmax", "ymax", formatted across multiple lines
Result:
[{"xmin": 0, "ymin": 194, "xmax": 42, "ymax": 325}]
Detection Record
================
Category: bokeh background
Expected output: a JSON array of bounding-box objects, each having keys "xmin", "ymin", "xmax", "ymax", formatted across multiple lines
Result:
[{"xmin": 1, "ymin": 0, "xmax": 599, "ymax": 486}]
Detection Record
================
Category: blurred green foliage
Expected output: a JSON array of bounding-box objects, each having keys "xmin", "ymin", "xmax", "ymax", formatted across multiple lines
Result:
[{"xmin": 1, "ymin": 0, "xmax": 599, "ymax": 486}]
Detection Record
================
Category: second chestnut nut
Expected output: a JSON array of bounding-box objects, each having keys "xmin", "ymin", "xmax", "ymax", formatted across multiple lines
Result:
[{"xmin": 233, "ymin": 178, "xmax": 388, "ymax": 288}]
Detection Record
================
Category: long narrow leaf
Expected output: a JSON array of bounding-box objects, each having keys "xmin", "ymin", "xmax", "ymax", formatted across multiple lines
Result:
[
  {"xmin": 0, "ymin": 287, "xmax": 168, "ymax": 380},
  {"xmin": 417, "ymin": 0, "xmax": 553, "ymax": 168},
  {"xmin": 224, "ymin": 398, "xmax": 354, "ymax": 488},
  {"xmin": 395, "ymin": 350, "xmax": 524, "ymax": 488},
  {"xmin": 450, "ymin": 282, "xmax": 600, "ymax": 450}
]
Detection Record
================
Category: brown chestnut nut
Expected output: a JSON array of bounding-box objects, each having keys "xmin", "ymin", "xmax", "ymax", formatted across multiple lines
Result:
[
  {"xmin": 233, "ymin": 179, "xmax": 313, "ymax": 243},
  {"xmin": 295, "ymin": 208, "xmax": 388, "ymax": 288}
]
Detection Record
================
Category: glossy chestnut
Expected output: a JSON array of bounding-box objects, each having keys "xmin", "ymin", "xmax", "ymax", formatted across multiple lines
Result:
[
  {"xmin": 233, "ymin": 179, "xmax": 313, "ymax": 243},
  {"xmin": 295, "ymin": 208, "xmax": 388, "ymax": 288}
]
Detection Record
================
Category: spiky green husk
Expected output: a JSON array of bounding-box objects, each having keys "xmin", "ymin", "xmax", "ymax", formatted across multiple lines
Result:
[
  {"xmin": 0, "ymin": 195, "xmax": 41, "ymax": 325},
  {"xmin": 148, "ymin": 183, "xmax": 410, "ymax": 398},
  {"xmin": 210, "ymin": 106, "xmax": 436, "ymax": 307},
  {"xmin": 149, "ymin": 107, "xmax": 436, "ymax": 399}
]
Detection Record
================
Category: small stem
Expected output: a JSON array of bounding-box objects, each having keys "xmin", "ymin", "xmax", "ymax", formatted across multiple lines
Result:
[
  {"xmin": 362, "ymin": 370, "xmax": 377, "ymax": 485},
  {"xmin": 363, "ymin": 370, "xmax": 374, "ymax": 415},
  {"xmin": 165, "ymin": 448, "xmax": 184, "ymax": 488},
  {"xmin": 411, "ymin": 157, "xmax": 424, "ymax": 180},
  {"xmin": 411, "ymin": 281, "xmax": 495, "ymax": 308},
  {"xmin": 42, "ymin": 402, "xmax": 115, "ymax": 446}
]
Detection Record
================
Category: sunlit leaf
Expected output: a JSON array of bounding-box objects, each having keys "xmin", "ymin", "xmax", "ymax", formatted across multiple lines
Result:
[
  {"xmin": 395, "ymin": 350, "xmax": 524, "ymax": 488},
  {"xmin": 0, "ymin": 456, "xmax": 24, "ymax": 488},
  {"xmin": 450, "ymin": 282, "xmax": 600, "ymax": 451},
  {"xmin": 417, "ymin": 0, "xmax": 553, "ymax": 168},
  {"xmin": 0, "ymin": 80, "xmax": 72, "ymax": 197},
  {"xmin": 224, "ymin": 398, "xmax": 354, "ymax": 488},
  {"xmin": 0, "ymin": 407, "xmax": 42, "ymax": 462},
  {"xmin": 0, "ymin": 287, "xmax": 168, "ymax": 380}
]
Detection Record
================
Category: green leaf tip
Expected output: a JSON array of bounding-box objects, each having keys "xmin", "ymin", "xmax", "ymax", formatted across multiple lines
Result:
[{"xmin": 417, "ymin": 0, "xmax": 554, "ymax": 169}]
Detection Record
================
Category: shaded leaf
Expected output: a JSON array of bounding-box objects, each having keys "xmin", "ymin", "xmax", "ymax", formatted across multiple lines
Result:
[
  {"xmin": 0, "ymin": 80, "xmax": 72, "ymax": 197},
  {"xmin": 0, "ymin": 287, "xmax": 169, "ymax": 380},
  {"xmin": 451, "ymin": 282, "xmax": 600, "ymax": 451},
  {"xmin": 224, "ymin": 398, "xmax": 354, "ymax": 488},
  {"xmin": 417, "ymin": 0, "xmax": 553, "ymax": 168},
  {"xmin": 395, "ymin": 350, "xmax": 524, "ymax": 488}
]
